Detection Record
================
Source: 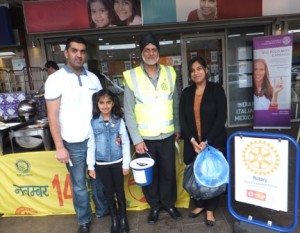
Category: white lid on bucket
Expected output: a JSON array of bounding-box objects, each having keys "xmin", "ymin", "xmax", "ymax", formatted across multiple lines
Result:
[{"xmin": 130, "ymin": 158, "xmax": 154, "ymax": 169}]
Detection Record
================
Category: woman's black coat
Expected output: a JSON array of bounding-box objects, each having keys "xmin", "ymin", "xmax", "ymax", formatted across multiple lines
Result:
[{"xmin": 179, "ymin": 81, "xmax": 227, "ymax": 165}]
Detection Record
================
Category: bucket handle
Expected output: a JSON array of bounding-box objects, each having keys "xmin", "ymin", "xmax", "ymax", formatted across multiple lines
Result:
[{"xmin": 131, "ymin": 151, "xmax": 152, "ymax": 160}]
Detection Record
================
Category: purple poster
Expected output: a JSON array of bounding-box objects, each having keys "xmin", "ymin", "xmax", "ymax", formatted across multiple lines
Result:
[{"xmin": 253, "ymin": 34, "xmax": 293, "ymax": 129}]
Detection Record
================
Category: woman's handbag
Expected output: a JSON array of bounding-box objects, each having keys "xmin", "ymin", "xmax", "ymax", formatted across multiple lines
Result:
[{"xmin": 183, "ymin": 145, "xmax": 229, "ymax": 200}]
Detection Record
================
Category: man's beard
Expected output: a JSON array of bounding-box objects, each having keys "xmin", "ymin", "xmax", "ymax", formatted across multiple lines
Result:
[{"xmin": 142, "ymin": 54, "xmax": 159, "ymax": 65}]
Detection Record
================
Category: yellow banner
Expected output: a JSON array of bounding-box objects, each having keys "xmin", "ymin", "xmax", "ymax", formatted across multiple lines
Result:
[{"xmin": 0, "ymin": 141, "xmax": 189, "ymax": 216}]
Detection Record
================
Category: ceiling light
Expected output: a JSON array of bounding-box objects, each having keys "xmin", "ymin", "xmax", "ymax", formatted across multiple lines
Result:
[
  {"xmin": 0, "ymin": 52, "xmax": 16, "ymax": 57},
  {"xmin": 99, "ymin": 43, "xmax": 136, "ymax": 50},
  {"xmin": 159, "ymin": 40, "xmax": 173, "ymax": 45},
  {"xmin": 228, "ymin": 34, "xmax": 241, "ymax": 38},
  {"xmin": 288, "ymin": 29, "xmax": 300, "ymax": 33},
  {"xmin": 245, "ymin": 32, "xmax": 264, "ymax": 36}
]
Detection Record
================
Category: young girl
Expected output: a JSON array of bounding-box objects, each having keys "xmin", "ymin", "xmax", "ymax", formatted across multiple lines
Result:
[
  {"xmin": 113, "ymin": 0, "xmax": 142, "ymax": 26},
  {"xmin": 88, "ymin": 0, "xmax": 118, "ymax": 28},
  {"xmin": 87, "ymin": 89, "xmax": 130, "ymax": 233}
]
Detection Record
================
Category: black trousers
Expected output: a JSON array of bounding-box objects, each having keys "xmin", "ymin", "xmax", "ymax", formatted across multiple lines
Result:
[
  {"xmin": 95, "ymin": 161, "xmax": 126, "ymax": 205},
  {"xmin": 138, "ymin": 134, "xmax": 177, "ymax": 209},
  {"xmin": 192, "ymin": 195, "xmax": 220, "ymax": 211}
]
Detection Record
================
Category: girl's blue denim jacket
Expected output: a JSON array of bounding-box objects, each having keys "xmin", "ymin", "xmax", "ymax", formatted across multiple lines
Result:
[{"xmin": 91, "ymin": 114, "xmax": 122, "ymax": 162}]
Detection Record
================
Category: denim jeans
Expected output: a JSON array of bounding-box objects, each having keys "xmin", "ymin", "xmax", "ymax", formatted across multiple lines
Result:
[
  {"xmin": 64, "ymin": 140, "xmax": 92, "ymax": 225},
  {"xmin": 89, "ymin": 176, "xmax": 108, "ymax": 217}
]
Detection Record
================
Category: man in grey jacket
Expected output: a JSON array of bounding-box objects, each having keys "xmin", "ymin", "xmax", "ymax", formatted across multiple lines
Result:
[{"xmin": 123, "ymin": 32, "xmax": 181, "ymax": 224}]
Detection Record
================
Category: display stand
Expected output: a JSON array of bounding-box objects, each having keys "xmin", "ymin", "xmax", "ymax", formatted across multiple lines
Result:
[
  {"xmin": 227, "ymin": 131, "xmax": 300, "ymax": 233},
  {"xmin": 9, "ymin": 123, "xmax": 51, "ymax": 152},
  {"xmin": 0, "ymin": 122, "xmax": 22, "ymax": 155}
]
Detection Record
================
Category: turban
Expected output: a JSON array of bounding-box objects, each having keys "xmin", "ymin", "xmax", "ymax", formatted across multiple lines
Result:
[{"xmin": 139, "ymin": 32, "xmax": 159, "ymax": 52}]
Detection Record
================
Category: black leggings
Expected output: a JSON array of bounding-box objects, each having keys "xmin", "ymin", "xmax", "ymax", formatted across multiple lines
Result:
[{"xmin": 95, "ymin": 161, "xmax": 126, "ymax": 205}]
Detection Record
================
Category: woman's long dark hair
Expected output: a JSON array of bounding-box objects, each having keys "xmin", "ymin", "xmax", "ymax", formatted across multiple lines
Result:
[{"xmin": 92, "ymin": 89, "xmax": 123, "ymax": 119}]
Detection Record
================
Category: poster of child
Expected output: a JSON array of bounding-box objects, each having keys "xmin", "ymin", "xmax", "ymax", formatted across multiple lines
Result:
[
  {"xmin": 113, "ymin": 0, "xmax": 142, "ymax": 26},
  {"xmin": 88, "ymin": 0, "xmax": 119, "ymax": 28}
]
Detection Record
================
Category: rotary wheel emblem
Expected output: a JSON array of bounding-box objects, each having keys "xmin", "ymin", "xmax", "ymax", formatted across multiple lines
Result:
[
  {"xmin": 161, "ymin": 83, "xmax": 168, "ymax": 90},
  {"xmin": 15, "ymin": 159, "xmax": 31, "ymax": 174},
  {"xmin": 242, "ymin": 139, "xmax": 280, "ymax": 176}
]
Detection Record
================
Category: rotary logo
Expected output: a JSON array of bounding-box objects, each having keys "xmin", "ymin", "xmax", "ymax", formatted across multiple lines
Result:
[
  {"xmin": 161, "ymin": 83, "xmax": 168, "ymax": 91},
  {"xmin": 15, "ymin": 159, "xmax": 31, "ymax": 175},
  {"xmin": 282, "ymin": 36, "xmax": 291, "ymax": 45},
  {"xmin": 242, "ymin": 140, "xmax": 280, "ymax": 176}
]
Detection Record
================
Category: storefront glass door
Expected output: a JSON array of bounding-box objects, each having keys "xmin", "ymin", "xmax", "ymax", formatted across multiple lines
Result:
[{"xmin": 181, "ymin": 34, "xmax": 226, "ymax": 89}]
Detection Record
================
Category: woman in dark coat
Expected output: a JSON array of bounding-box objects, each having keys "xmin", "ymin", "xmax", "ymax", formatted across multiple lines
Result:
[{"xmin": 179, "ymin": 56, "xmax": 227, "ymax": 226}]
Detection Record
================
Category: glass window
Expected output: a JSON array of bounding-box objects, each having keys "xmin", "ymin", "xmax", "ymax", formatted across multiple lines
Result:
[
  {"xmin": 227, "ymin": 26, "xmax": 266, "ymax": 127},
  {"xmin": 48, "ymin": 33, "xmax": 182, "ymax": 105}
]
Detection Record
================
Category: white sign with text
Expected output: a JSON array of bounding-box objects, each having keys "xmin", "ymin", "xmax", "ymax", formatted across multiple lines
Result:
[{"xmin": 235, "ymin": 136, "xmax": 288, "ymax": 211}]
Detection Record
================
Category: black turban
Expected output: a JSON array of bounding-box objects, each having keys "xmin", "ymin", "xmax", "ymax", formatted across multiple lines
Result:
[{"xmin": 139, "ymin": 32, "xmax": 159, "ymax": 52}]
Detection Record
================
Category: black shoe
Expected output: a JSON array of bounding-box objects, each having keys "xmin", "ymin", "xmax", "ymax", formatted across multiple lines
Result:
[
  {"xmin": 166, "ymin": 207, "xmax": 182, "ymax": 221},
  {"xmin": 206, "ymin": 219, "xmax": 216, "ymax": 226},
  {"xmin": 147, "ymin": 208, "xmax": 160, "ymax": 224},
  {"xmin": 188, "ymin": 208, "xmax": 205, "ymax": 218},
  {"xmin": 78, "ymin": 222, "xmax": 90, "ymax": 233}
]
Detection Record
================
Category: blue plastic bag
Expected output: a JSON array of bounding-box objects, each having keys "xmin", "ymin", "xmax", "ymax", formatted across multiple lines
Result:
[
  {"xmin": 183, "ymin": 144, "xmax": 228, "ymax": 200},
  {"xmin": 193, "ymin": 145, "xmax": 229, "ymax": 188}
]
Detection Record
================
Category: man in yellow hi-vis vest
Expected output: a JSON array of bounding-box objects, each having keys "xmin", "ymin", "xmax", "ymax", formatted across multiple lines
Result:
[{"xmin": 123, "ymin": 32, "xmax": 181, "ymax": 224}]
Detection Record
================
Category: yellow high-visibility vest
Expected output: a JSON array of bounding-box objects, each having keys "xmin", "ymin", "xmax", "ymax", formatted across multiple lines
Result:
[{"xmin": 124, "ymin": 65, "xmax": 176, "ymax": 137}]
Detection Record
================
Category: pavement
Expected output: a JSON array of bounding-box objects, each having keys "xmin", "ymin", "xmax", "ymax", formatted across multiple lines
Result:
[{"xmin": 0, "ymin": 194, "xmax": 234, "ymax": 233}]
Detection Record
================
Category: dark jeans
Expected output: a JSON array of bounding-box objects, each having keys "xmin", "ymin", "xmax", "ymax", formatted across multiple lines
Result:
[
  {"xmin": 139, "ymin": 134, "xmax": 177, "ymax": 209},
  {"xmin": 95, "ymin": 161, "xmax": 126, "ymax": 205}
]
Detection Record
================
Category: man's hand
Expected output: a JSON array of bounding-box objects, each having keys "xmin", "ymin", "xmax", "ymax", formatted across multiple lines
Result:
[
  {"xmin": 135, "ymin": 141, "xmax": 148, "ymax": 154},
  {"xmin": 175, "ymin": 132, "xmax": 181, "ymax": 141},
  {"xmin": 55, "ymin": 147, "xmax": 70, "ymax": 164}
]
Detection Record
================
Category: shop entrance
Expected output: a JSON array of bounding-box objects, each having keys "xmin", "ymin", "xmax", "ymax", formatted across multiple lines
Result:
[{"xmin": 180, "ymin": 34, "xmax": 226, "ymax": 91}]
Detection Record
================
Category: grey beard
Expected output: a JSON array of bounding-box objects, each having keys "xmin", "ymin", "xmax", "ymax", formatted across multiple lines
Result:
[{"xmin": 142, "ymin": 55, "xmax": 159, "ymax": 65}]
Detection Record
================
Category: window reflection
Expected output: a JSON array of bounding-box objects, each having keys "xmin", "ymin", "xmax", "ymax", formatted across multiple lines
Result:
[
  {"xmin": 227, "ymin": 27, "xmax": 265, "ymax": 127},
  {"xmin": 49, "ymin": 34, "xmax": 183, "ymax": 104}
]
